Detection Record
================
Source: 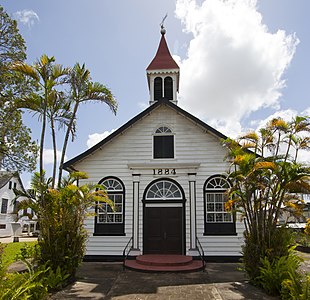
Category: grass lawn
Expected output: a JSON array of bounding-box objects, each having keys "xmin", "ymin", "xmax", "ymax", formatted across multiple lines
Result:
[{"xmin": 1, "ymin": 241, "xmax": 37, "ymax": 268}]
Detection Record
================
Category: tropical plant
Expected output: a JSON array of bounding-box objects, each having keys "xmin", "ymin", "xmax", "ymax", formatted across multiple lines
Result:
[
  {"xmin": 0, "ymin": 260, "xmax": 48, "ymax": 300},
  {"xmin": 57, "ymin": 62, "xmax": 117, "ymax": 185},
  {"xmin": 223, "ymin": 116, "xmax": 310, "ymax": 281},
  {"xmin": 0, "ymin": 5, "xmax": 38, "ymax": 172},
  {"xmin": 257, "ymin": 247, "xmax": 302, "ymax": 296},
  {"xmin": 281, "ymin": 274, "xmax": 310, "ymax": 300},
  {"xmin": 14, "ymin": 171, "xmax": 114, "ymax": 278}
]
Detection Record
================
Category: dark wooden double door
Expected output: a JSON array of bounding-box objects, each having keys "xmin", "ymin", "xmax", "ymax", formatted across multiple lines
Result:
[{"xmin": 143, "ymin": 206, "xmax": 183, "ymax": 254}]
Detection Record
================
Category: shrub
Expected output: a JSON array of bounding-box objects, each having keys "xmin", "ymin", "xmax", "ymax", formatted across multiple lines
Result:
[
  {"xmin": 281, "ymin": 274, "xmax": 310, "ymax": 300},
  {"xmin": 242, "ymin": 226, "xmax": 294, "ymax": 280},
  {"xmin": 257, "ymin": 247, "xmax": 302, "ymax": 296},
  {"xmin": 0, "ymin": 263, "xmax": 48, "ymax": 300},
  {"xmin": 15, "ymin": 171, "xmax": 112, "ymax": 280}
]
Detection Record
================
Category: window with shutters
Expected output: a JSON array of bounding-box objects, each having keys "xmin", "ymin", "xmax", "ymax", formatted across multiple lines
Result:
[{"xmin": 153, "ymin": 126, "xmax": 174, "ymax": 159}]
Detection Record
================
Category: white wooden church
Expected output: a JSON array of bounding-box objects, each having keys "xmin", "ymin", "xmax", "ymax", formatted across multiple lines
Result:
[{"xmin": 64, "ymin": 26, "xmax": 244, "ymax": 264}]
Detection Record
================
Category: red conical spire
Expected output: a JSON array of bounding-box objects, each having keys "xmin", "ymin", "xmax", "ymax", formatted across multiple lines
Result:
[{"xmin": 146, "ymin": 30, "xmax": 179, "ymax": 70}]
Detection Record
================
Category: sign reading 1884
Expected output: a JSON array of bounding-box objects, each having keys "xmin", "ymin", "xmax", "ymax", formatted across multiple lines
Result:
[{"xmin": 153, "ymin": 168, "xmax": 176, "ymax": 175}]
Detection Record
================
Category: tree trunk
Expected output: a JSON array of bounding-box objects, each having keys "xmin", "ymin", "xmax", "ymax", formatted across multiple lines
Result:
[
  {"xmin": 50, "ymin": 116, "xmax": 57, "ymax": 188},
  {"xmin": 58, "ymin": 101, "xmax": 79, "ymax": 187}
]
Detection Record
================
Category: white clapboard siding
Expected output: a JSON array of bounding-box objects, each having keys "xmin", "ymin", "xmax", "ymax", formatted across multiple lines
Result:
[{"xmin": 73, "ymin": 104, "xmax": 245, "ymax": 257}]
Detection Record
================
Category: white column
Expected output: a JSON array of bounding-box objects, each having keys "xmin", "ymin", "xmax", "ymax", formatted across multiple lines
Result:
[
  {"xmin": 132, "ymin": 174, "xmax": 140, "ymax": 252},
  {"xmin": 149, "ymin": 76, "xmax": 154, "ymax": 103},
  {"xmin": 189, "ymin": 173, "xmax": 197, "ymax": 250}
]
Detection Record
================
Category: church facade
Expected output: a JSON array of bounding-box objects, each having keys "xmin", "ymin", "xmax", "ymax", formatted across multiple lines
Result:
[{"xmin": 64, "ymin": 28, "xmax": 245, "ymax": 260}]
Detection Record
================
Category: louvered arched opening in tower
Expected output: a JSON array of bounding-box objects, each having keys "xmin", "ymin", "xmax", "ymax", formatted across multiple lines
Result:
[
  {"xmin": 164, "ymin": 76, "xmax": 173, "ymax": 100},
  {"xmin": 154, "ymin": 77, "xmax": 163, "ymax": 101}
]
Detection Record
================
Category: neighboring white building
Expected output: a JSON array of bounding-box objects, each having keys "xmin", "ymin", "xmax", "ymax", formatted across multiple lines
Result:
[
  {"xmin": 0, "ymin": 171, "xmax": 37, "ymax": 237},
  {"xmin": 64, "ymin": 28, "xmax": 245, "ymax": 261}
]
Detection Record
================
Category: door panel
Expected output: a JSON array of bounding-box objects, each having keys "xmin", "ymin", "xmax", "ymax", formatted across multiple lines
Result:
[{"xmin": 144, "ymin": 207, "xmax": 183, "ymax": 254}]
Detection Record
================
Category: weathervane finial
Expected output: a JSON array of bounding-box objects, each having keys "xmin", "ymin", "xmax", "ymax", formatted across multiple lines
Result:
[{"xmin": 160, "ymin": 13, "xmax": 168, "ymax": 35}]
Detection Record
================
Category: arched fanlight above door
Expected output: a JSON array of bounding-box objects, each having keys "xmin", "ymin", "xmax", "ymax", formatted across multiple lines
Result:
[{"xmin": 145, "ymin": 179, "xmax": 182, "ymax": 200}]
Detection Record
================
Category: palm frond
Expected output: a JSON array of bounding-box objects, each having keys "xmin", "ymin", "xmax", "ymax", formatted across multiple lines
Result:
[
  {"xmin": 253, "ymin": 161, "xmax": 277, "ymax": 171},
  {"xmin": 11, "ymin": 61, "xmax": 40, "ymax": 81}
]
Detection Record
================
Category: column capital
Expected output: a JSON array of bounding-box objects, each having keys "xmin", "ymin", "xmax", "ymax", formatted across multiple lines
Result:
[
  {"xmin": 188, "ymin": 173, "xmax": 197, "ymax": 181},
  {"xmin": 132, "ymin": 173, "xmax": 140, "ymax": 183}
]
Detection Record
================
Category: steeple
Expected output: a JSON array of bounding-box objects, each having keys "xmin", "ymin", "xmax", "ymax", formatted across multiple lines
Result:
[{"xmin": 146, "ymin": 24, "xmax": 180, "ymax": 105}]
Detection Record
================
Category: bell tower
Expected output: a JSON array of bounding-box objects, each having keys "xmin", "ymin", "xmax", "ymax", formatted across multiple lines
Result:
[{"xmin": 146, "ymin": 24, "xmax": 180, "ymax": 105}]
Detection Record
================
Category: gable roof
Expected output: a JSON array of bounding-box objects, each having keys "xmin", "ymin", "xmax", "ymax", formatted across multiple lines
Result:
[
  {"xmin": 146, "ymin": 33, "xmax": 179, "ymax": 71},
  {"xmin": 63, "ymin": 98, "xmax": 228, "ymax": 172},
  {"xmin": 0, "ymin": 173, "xmax": 13, "ymax": 189},
  {"xmin": 0, "ymin": 171, "xmax": 25, "ymax": 192}
]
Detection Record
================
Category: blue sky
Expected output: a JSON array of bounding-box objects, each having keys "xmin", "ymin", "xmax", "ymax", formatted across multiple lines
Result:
[{"xmin": 2, "ymin": 0, "xmax": 310, "ymax": 186}]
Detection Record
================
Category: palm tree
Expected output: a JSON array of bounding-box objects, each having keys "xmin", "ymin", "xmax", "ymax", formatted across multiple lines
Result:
[
  {"xmin": 223, "ymin": 115, "xmax": 310, "ymax": 280},
  {"xmin": 46, "ymin": 90, "xmax": 74, "ymax": 187},
  {"xmin": 57, "ymin": 63, "xmax": 117, "ymax": 186},
  {"xmin": 11, "ymin": 55, "xmax": 69, "ymax": 186}
]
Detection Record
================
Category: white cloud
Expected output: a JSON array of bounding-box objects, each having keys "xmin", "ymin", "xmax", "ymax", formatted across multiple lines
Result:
[
  {"xmin": 175, "ymin": 0, "xmax": 299, "ymax": 137},
  {"xmin": 13, "ymin": 9, "xmax": 39, "ymax": 28},
  {"xmin": 251, "ymin": 109, "xmax": 298, "ymax": 132},
  {"xmin": 43, "ymin": 148, "xmax": 66, "ymax": 165},
  {"xmin": 87, "ymin": 129, "xmax": 116, "ymax": 148}
]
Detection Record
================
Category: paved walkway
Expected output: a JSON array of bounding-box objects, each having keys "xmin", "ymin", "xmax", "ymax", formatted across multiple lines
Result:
[{"xmin": 51, "ymin": 262, "xmax": 279, "ymax": 300}]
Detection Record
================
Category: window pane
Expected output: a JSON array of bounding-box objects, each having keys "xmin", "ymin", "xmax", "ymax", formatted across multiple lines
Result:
[
  {"xmin": 207, "ymin": 213, "xmax": 215, "ymax": 222},
  {"xmin": 98, "ymin": 214, "xmax": 106, "ymax": 223},
  {"xmin": 216, "ymin": 213, "xmax": 223, "ymax": 222},
  {"xmin": 115, "ymin": 214, "xmax": 123, "ymax": 223},
  {"xmin": 215, "ymin": 203, "xmax": 223, "ymax": 212},
  {"xmin": 107, "ymin": 214, "xmax": 114, "ymax": 222},
  {"xmin": 215, "ymin": 193, "xmax": 223, "ymax": 202},
  {"xmin": 115, "ymin": 204, "xmax": 122, "ymax": 213},
  {"xmin": 224, "ymin": 213, "xmax": 232, "ymax": 222},
  {"xmin": 114, "ymin": 195, "xmax": 122, "ymax": 203},
  {"xmin": 207, "ymin": 203, "xmax": 214, "ymax": 212}
]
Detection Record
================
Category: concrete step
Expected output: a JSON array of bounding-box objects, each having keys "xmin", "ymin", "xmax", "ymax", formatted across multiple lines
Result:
[{"xmin": 124, "ymin": 254, "xmax": 204, "ymax": 272}]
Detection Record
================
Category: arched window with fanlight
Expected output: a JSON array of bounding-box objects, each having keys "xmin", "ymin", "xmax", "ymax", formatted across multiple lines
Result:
[
  {"xmin": 153, "ymin": 126, "xmax": 174, "ymax": 159},
  {"xmin": 94, "ymin": 177, "xmax": 125, "ymax": 236},
  {"xmin": 204, "ymin": 175, "xmax": 236, "ymax": 235}
]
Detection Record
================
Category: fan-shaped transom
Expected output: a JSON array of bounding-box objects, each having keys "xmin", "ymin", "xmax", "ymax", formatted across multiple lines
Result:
[
  {"xmin": 101, "ymin": 178, "xmax": 123, "ymax": 191},
  {"xmin": 146, "ymin": 180, "xmax": 182, "ymax": 200}
]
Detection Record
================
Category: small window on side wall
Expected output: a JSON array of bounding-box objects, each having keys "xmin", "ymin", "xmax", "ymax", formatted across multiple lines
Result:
[
  {"xmin": 94, "ymin": 177, "xmax": 125, "ymax": 236},
  {"xmin": 153, "ymin": 126, "xmax": 174, "ymax": 159},
  {"xmin": 204, "ymin": 175, "xmax": 236, "ymax": 235}
]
